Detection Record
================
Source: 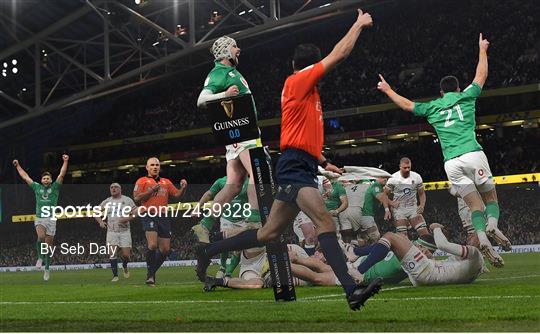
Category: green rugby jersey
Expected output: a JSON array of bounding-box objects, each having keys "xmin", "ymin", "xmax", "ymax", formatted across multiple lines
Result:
[
  {"xmin": 361, "ymin": 181, "xmax": 383, "ymax": 217},
  {"xmin": 31, "ymin": 181, "xmax": 61, "ymax": 218},
  {"xmin": 208, "ymin": 176, "xmax": 248, "ymax": 222},
  {"xmin": 413, "ymin": 82, "xmax": 483, "ymax": 161},
  {"xmin": 203, "ymin": 61, "xmax": 258, "ymax": 117},
  {"xmin": 324, "ymin": 181, "xmax": 346, "ymax": 211},
  {"xmin": 359, "ymin": 251, "xmax": 408, "ymax": 284}
]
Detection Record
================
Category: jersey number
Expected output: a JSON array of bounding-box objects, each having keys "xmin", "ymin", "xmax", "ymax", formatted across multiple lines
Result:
[
  {"xmin": 351, "ymin": 185, "xmax": 358, "ymax": 192},
  {"xmin": 440, "ymin": 104, "xmax": 464, "ymax": 127}
]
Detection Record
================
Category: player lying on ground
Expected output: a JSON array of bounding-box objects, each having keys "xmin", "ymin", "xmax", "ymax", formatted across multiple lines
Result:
[
  {"xmin": 345, "ymin": 223, "xmax": 487, "ymax": 286},
  {"xmin": 203, "ymin": 244, "xmax": 401, "ymax": 290},
  {"xmin": 376, "ymin": 33, "xmax": 510, "ymax": 267},
  {"xmin": 196, "ymin": 9, "xmax": 382, "ymax": 311},
  {"xmin": 385, "ymin": 157, "xmax": 430, "ymax": 238},
  {"xmin": 94, "ymin": 183, "xmax": 136, "ymax": 282},
  {"xmin": 194, "ymin": 35, "xmax": 262, "ymax": 243},
  {"xmin": 13, "ymin": 154, "xmax": 69, "ymax": 281}
]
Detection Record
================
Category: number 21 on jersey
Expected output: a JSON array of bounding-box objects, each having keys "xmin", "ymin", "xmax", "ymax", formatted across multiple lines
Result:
[{"xmin": 440, "ymin": 104, "xmax": 463, "ymax": 127}]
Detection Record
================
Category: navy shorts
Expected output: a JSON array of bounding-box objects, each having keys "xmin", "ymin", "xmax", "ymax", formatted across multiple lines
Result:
[
  {"xmin": 141, "ymin": 216, "xmax": 172, "ymax": 238},
  {"xmin": 275, "ymin": 148, "xmax": 319, "ymax": 203}
]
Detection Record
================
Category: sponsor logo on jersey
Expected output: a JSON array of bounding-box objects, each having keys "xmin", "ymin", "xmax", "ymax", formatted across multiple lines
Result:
[
  {"xmin": 213, "ymin": 117, "xmax": 250, "ymax": 130},
  {"xmin": 221, "ymin": 100, "xmax": 234, "ymax": 118}
]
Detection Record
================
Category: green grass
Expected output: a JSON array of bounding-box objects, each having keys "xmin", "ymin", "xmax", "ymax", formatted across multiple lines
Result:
[{"xmin": 1, "ymin": 253, "xmax": 539, "ymax": 332}]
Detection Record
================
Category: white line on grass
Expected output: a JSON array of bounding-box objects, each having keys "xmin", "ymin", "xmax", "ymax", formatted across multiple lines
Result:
[
  {"xmin": 477, "ymin": 274, "xmax": 540, "ymax": 281},
  {"xmin": 2, "ymin": 294, "xmax": 536, "ymax": 306}
]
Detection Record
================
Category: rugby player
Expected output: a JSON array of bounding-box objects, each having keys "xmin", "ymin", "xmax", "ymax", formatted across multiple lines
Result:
[
  {"xmin": 196, "ymin": 176, "xmax": 254, "ymax": 278},
  {"xmin": 13, "ymin": 154, "xmax": 69, "ymax": 281},
  {"xmin": 194, "ymin": 35, "xmax": 261, "ymax": 243},
  {"xmin": 385, "ymin": 157, "xmax": 430, "ymax": 238},
  {"xmin": 351, "ymin": 224, "xmax": 486, "ymax": 285},
  {"xmin": 358, "ymin": 175, "xmax": 395, "ymax": 245},
  {"xmin": 196, "ymin": 9, "xmax": 382, "ymax": 310},
  {"xmin": 320, "ymin": 172, "xmax": 351, "ymax": 242},
  {"xmin": 377, "ymin": 33, "xmax": 510, "ymax": 267},
  {"xmin": 133, "ymin": 157, "xmax": 187, "ymax": 286},
  {"xmin": 94, "ymin": 183, "xmax": 136, "ymax": 282}
]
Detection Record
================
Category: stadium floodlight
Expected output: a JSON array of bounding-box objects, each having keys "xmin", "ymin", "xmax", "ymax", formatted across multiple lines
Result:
[
  {"xmin": 12, "ymin": 67, "xmax": 18, "ymax": 74},
  {"xmin": 1, "ymin": 71, "xmax": 6, "ymax": 77},
  {"xmin": 134, "ymin": 0, "xmax": 141, "ymax": 4},
  {"xmin": 11, "ymin": 59, "xmax": 17, "ymax": 65},
  {"xmin": 2, "ymin": 62, "xmax": 7, "ymax": 68}
]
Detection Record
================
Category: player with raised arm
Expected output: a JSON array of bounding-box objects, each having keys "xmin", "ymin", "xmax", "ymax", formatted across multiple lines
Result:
[
  {"xmin": 193, "ymin": 36, "xmax": 261, "ymax": 244},
  {"xmin": 376, "ymin": 33, "xmax": 510, "ymax": 267},
  {"xmin": 385, "ymin": 157, "xmax": 429, "ymax": 238},
  {"xmin": 196, "ymin": 9, "xmax": 382, "ymax": 310},
  {"xmin": 349, "ymin": 223, "xmax": 486, "ymax": 286},
  {"xmin": 94, "ymin": 183, "xmax": 136, "ymax": 282},
  {"xmin": 133, "ymin": 157, "xmax": 187, "ymax": 286},
  {"xmin": 12, "ymin": 154, "xmax": 69, "ymax": 281}
]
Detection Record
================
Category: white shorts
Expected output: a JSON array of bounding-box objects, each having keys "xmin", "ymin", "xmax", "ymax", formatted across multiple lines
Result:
[
  {"xmin": 331, "ymin": 215, "xmax": 352, "ymax": 231},
  {"xmin": 106, "ymin": 231, "xmax": 132, "ymax": 248},
  {"xmin": 293, "ymin": 211, "xmax": 312, "ymax": 242},
  {"xmin": 352, "ymin": 215, "xmax": 377, "ymax": 232},
  {"xmin": 402, "ymin": 245, "xmax": 483, "ymax": 286},
  {"xmin": 239, "ymin": 249, "xmax": 268, "ymax": 280},
  {"xmin": 339, "ymin": 207, "xmax": 361, "ymax": 231},
  {"xmin": 444, "ymin": 151, "xmax": 494, "ymax": 198},
  {"xmin": 393, "ymin": 205, "xmax": 419, "ymax": 221},
  {"xmin": 225, "ymin": 139, "xmax": 259, "ymax": 161},
  {"xmin": 34, "ymin": 217, "xmax": 56, "ymax": 236},
  {"xmin": 219, "ymin": 217, "xmax": 250, "ymax": 231},
  {"xmin": 401, "ymin": 245, "xmax": 433, "ymax": 286}
]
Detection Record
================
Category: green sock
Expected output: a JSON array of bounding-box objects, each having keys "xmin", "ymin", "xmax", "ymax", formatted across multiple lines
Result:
[
  {"xmin": 485, "ymin": 201, "xmax": 500, "ymax": 226},
  {"xmin": 44, "ymin": 254, "xmax": 51, "ymax": 270},
  {"xmin": 225, "ymin": 253, "xmax": 240, "ymax": 276},
  {"xmin": 201, "ymin": 216, "xmax": 215, "ymax": 231},
  {"xmin": 35, "ymin": 241, "xmax": 44, "ymax": 260},
  {"xmin": 246, "ymin": 209, "xmax": 261, "ymax": 223},
  {"xmin": 219, "ymin": 252, "xmax": 229, "ymax": 270},
  {"xmin": 471, "ymin": 210, "xmax": 487, "ymax": 232}
]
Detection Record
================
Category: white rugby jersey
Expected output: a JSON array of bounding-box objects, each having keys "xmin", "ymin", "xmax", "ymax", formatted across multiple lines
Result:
[
  {"xmin": 99, "ymin": 195, "xmax": 136, "ymax": 232},
  {"xmin": 386, "ymin": 171, "xmax": 423, "ymax": 207}
]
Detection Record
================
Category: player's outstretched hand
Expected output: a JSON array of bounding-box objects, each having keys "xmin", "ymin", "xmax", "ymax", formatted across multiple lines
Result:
[
  {"xmin": 225, "ymin": 85, "xmax": 239, "ymax": 97},
  {"xmin": 377, "ymin": 74, "xmax": 391, "ymax": 94},
  {"xmin": 180, "ymin": 179, "xmax": 188, "ymax": 188},
  {"xmin": 324, "ymin": 162, "xmax": 343, "ymax": 174},
  {"xmin": 62, "ymin": 154, "xmax": 69, "ymax": 161},
  {"xmin": 429, "ymin": 223, "xmax": 444, "ymax": 232},
  {"xmin": 12, "ymin": 160, "xmax": 19, "ymax": 167},
  {"xmin": 384, "ymin": 208, "xmax": 392, "ymax": 221},
  {"xmin": 479, "ymin": 33, "xmax": 489, "ymax": 52},
  {"xmin": 355, "ymin": 9, "xmax": 373, "ymax": 28}
]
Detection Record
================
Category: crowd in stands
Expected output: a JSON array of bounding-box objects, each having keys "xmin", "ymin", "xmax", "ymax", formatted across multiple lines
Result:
[
  {"xmin": 1, "ymin": 185, "xmax": 538, "ymax": 267},
  {"xmin": 80, "ymin": 0, "xmax": 539, "ymax": 141}
]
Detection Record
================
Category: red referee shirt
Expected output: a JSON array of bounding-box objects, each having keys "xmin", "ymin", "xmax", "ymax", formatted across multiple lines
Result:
[{"xmin": 280, "ymin": 62, "xmax": 325, "ymax": 160}]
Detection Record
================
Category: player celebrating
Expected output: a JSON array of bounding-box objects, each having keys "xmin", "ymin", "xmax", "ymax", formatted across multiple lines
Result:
[
  {"xmin": 196, "ymin": 9, "xmax": 382, "ymax": 310},
  {"xmin": 349, "ymin": 224, "xmax": 486, "ymax": 286},
  {"xmin": 94, "ymin": 183, "xmax": 136, "ymax": 282},
  {"xmin": 13, "ymin": 154, "xmax": 69, "ymax": 281},
  {"xmin": 193, "ymin": 35, "xmax": 261, "ymax": 243},
  {"xmin": 385, "ymin": 157, "xmax": 429, "ymax": 238},
  {"xmin": 133, "ymin": 157, "xmax": 187, "ymax": 286},
  {"xmin": 376, "ymin": 33, "xmax": 510, "ymax": 267}
]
